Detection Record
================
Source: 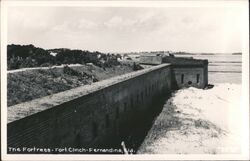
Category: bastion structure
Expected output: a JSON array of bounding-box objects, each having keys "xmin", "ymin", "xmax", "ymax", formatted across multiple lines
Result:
[
  {"xmin": 140, "ymin": 55, "xmax": 208, "ymax": 89},
  {"xmin": 7, "ymin": 56, "xmax": 208, "ymax": 154}
]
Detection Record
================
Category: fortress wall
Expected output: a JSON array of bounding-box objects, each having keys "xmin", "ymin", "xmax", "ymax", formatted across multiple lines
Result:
[{"xmin": 7, "ymin": 64, "xmax": 172, "ymax": 152}]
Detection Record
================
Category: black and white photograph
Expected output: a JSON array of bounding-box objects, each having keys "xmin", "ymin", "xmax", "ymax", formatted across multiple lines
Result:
[{"xmin": 1, "ymin": 0, "xmax": 249, "ymax": 160}]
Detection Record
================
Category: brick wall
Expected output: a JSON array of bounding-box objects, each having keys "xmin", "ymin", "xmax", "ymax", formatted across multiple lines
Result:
[{"xmin": 7, "ymin": 64, "xmax": 172, "ymax": 153}]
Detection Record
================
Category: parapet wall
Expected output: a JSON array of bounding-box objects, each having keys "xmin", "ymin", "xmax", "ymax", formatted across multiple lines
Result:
[{"xmin": 7, "ymin": 64, "xmax": 172, "ymax": 152}]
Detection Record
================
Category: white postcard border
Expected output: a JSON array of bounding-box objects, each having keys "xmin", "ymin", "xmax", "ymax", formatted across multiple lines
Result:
[{"xmin": 1, "ymin": 0, "xmax": 249, "ymax": 160}]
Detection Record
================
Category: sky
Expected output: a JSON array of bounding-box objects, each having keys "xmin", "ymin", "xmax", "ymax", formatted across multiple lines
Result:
[{"xmin": 7, "ymin": 6, "xmax": 245, "ymax": 53}]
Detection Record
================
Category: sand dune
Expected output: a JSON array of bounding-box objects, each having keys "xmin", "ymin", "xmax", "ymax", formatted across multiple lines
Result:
[{"xmin": 138, "ymin": 83, "xmax": 242, "ymax": 154}]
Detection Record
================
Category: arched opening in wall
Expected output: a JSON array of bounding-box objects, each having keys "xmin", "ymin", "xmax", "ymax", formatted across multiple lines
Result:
[
  {"xmin": 105, "ymin": 114, "xmax": 110, "ymax": 128},
  {"xmin": 130, "ymin": 98, "xmax": 134, "ymax": 108},
  {"xmin": 188, "ymin": 81, "xmax": 192, "ymax": 85},
  {"xmin": 165, "ymin": 81, "xmax": 168, "ymax": 88},
  {"xmin": 116, "ymin": 107, "xmax": 119, "ymax": 119},
  {"xmin": 102, "ymin": 94, "xmax": 105, "ymax": 100},
  {"xmin": 75, "ymin": 133, "xmax": 81, "ymax": 148},
  {"xmin": 141, "ymin": 92, "xmax": 143, "ymax": 101},
  {"xmin": 181, "ymin": 74, "xmax": 184, "ymax": 84},
  {"xmin": 196, "ymin": 74, "xmax": 200, "ymax": 83},
  {"xmin": 92, "ymin": 122, "xmax": 98, "ymax": 139},
  {"xmin": 124, "ymin": 102, "xmax": 127, "ymax": 112}
]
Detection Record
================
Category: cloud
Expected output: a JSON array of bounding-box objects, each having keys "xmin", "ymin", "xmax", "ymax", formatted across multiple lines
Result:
[
  {"xmin": 52, "ymin": 18, "xmax": 98, "ymax": 34},
  {"xmin": 103, "ymin": 16, "xmax": 138, "ymax": 33},
  {"xmin": 7, "ymin": 6, "xmax": 244, "ymax": 53},
  {"xmin": 104, "ymin": 16, "xmax": 124, "ymax": 28},
  {"xmin": 78, "ymin": 19, "xmax": 98, "ymax": 29}
]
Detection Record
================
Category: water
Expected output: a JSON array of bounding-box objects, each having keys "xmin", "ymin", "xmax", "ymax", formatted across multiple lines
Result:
[
  {"xmin": 175, "ymin": 53, "xmax": 242, "ymax": 84},
  {"xmin": 136, "ymin": 54, "xmax": 242, "ymax": 154}
]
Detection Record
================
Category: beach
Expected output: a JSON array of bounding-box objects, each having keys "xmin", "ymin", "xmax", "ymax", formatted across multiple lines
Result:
[{"xmin": 137, "ymin": 83, "xmax": 242, "ymax": 154}]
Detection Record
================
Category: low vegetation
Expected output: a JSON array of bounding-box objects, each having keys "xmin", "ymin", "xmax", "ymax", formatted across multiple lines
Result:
[
  {"xmin": 7, "ymin": 44, "xmax": 141, "ymax": 106},
  {"xmin": 8, "ymin": 64, "xmax": 135, "ymax": 106},
  {"xmin": 7, "ymin": 44, "xmax": 122, "ymax": 70}
]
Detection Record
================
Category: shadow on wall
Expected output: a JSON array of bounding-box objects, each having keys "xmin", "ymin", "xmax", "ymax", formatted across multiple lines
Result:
[
  {"xmin": 118, "ymin": 89, "xmax": 172, "ymax": 154},
  {"xmin": 73, "ymin": 89, "xmax": 172, "ymax": 154}
]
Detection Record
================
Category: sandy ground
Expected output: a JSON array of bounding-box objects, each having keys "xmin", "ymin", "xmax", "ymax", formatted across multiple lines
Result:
[{"xmin": 137, "ymin": 83, "xmax": 242, "ymax": 154}]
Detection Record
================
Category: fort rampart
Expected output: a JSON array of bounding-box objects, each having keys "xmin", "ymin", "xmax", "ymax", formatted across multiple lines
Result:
[{"xmin": 7, "ymin": 64, "xmax": 172, "ymax": 152}]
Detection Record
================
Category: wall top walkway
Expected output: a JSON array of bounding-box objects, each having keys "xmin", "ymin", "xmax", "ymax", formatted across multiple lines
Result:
[{"xmin": 8, "ymin": 64, "xmax": 171, "ymax": 123}]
